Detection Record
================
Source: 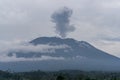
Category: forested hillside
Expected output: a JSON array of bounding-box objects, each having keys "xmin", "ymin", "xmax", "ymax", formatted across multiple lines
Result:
[{"xmin": 0, "ymin": 70, "xmax": 120, "ymax": 80}]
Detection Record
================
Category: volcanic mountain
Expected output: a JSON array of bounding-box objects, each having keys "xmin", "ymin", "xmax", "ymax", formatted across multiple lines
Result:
[{"xmin": 0, "ymin": 37, "xmax": 120, "ymax": 72}]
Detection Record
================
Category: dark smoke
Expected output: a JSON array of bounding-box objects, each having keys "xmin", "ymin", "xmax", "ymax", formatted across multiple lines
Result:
[{"xmin": 51, "ymin": 7, "xmax": 75, "ymax": 38}]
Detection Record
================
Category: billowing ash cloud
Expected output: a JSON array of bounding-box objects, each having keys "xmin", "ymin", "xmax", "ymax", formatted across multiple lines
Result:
[{"xmin": 51, "ymin": 7, "xmax": 75, "ymax": 38}]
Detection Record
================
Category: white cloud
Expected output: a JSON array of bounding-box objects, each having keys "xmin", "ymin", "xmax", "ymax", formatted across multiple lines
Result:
[
  {"xmin": 0, "ymin": 40, "xmax": 69, "ymax": 62},
  {"xmin": 0, "ymin": 40, "xmax": 69, "ymax": 54},
  {"xmin": 9, "ymin": 43, "xmax": 69, "ymax": 54},
  {"xmin": 0, "ymin": 54, "xmax": 65, "ymax": 62}
]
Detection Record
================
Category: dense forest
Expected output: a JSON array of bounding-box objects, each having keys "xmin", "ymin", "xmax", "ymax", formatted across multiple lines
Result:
[{"xmin": 0, "ymin": 70, "xmax": 120, "ymax": 80}]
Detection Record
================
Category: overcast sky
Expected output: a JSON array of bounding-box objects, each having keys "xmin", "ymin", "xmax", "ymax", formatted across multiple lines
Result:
[{"xmin": 1, "ymin": 0, "xmax": 120, "ymax": 57}]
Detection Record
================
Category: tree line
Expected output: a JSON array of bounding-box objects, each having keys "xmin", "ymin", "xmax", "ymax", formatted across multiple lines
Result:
[{"xmin": 0, "ymin": 70, "xmax": 120, "ymax": 80}]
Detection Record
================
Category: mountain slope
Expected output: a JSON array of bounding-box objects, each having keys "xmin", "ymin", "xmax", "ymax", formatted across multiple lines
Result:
[
  {"xmin": 0, "ymin": 37, "xmax": 120, "ymax": 72},
  {"xmin": 30, "ymin": 37, "xmax": 119, "ymax": 60}
]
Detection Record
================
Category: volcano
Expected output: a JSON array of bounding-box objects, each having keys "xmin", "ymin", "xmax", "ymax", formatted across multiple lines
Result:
[{"xmin": 0, "ymin": 37, "xmax": 120, "ymax": 72}]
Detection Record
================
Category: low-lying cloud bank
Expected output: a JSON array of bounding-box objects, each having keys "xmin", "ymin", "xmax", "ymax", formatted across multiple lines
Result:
[
  {"xmin": 0, "ymin": 55, "xmax": 65, "ymax": 62},
  {"xmin": 0, "ymin": 40, "xmax": 88, "ymax": 62},
  {"xmin": 0, "ymin": 40, "xmax": 70, "ymax": 62}
]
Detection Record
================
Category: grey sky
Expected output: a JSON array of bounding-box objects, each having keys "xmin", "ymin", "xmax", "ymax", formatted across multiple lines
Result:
[{"xmin": 1, "ymin": 0, "xmax": 120, "ymax": 57}]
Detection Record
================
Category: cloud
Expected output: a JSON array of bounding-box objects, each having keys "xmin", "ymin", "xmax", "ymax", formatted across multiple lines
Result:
[
  {"xmin": 69, "ymin": 0, "xmax": 120, "ymax": 41},
  {"xmin": 8, "ymin": 43, "xmax": 69, "ymax": 54},
  {"xmin": 0, "ymin": 40, "xmax": 69, "ymax": 53},
  {"xmin": 0, "ymin": 40, "xmax": 88, "ymax": 62},
  {"xmin": 0, "ymin": 55, "xmax": 65, "ymax": 62},
  {"xmin": 51, "ymin": 7, "xmax": 75, "ymax": 38},
  {"xmin": 0, "ymin": 40, "xmax": 70, "ymax": 62}
]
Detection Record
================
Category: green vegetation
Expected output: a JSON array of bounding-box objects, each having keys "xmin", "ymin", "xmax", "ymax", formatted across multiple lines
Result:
[{"xmin": 0, "ymin": 70, "xmax": 120, "ymax": 80}]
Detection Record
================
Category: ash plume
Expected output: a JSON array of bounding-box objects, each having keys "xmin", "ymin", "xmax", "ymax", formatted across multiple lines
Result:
[{"xmin": 51, "ymin": 7, "xmax": 75, "ymax": 38}]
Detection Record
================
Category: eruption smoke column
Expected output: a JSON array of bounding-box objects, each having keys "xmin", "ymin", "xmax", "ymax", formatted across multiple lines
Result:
[{"xmin": 51, "ymin": 7, "xmax": 75, "ymax": 38}]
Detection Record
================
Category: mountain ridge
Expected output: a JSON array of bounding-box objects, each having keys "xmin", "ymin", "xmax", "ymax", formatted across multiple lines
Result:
[
  {"xmin": 1, "ymin": 36, "xmax": 120, "ymax": 72},
  {"xmin": 30, "ymin": 37, "xmax": 119, "ymax": 60}
]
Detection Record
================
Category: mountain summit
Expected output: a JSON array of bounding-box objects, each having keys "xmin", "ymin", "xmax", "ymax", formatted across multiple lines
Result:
[
  {"xmin": 30, "ymin": 37, "xmax": 119, "ymax": 60},
  {"xmin": 1, "ymin": 37, "xmax": 120, "ymax": 72}
]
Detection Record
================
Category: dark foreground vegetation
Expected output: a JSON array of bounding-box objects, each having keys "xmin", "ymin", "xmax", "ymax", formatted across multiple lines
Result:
[{"xmin": 0, "ymin": 70, "xmax": 120, "ymax": 80}]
